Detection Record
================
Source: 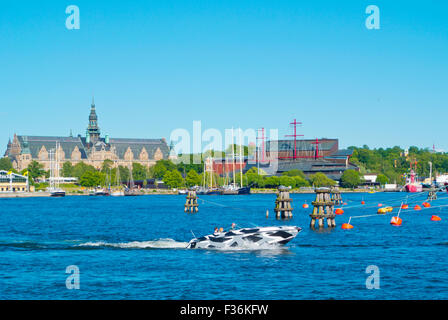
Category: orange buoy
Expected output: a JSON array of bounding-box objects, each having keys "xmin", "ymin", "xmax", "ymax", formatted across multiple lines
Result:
[
  {"xmin": 302, "ymin": 203, "xmax": 309, "ymax": 209},
  {"xmin": 378, "ymin": 203, "xmax": 383, "ymax": 207},
  {"xmin": 431, "ymin": 215, "xmax": 442, "ymax": 221},
  {"xmin": 335, "ymin": 208, "xmax": 344, "ymax": 215},
  {"xmin": 423, "ymin": 202, "xmax": 431, "ymax": 208},
  {"xmin": 390, "ymin": 216, "xmax": 402, "ymax": 226},
  {"xmin": 414, "ymin": 205, "xmax": 422, "ymax": 211},
  {"xmin": 361, "ymin": 201, "xmax": 365, "ymax": 205},
  {"xmin": 343, "ymin": 202, "xmax": 348, "ymax": 205},
  {"xmin": 341, "ymin": 223, "xmax": 353, "ymax": 230},
  {"xmin": 401, "ymin": 204, "xmax": 409, "ymax": 210}
]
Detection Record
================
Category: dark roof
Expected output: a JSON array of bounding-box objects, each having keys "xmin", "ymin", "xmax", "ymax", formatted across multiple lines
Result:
[
  {"xmin": 14, "ymin": 135, "xmax": 169, "ymax": 161},
  {"xmin": 332, "ymin": 149, "xmax": 354, "ymax": 157},
  {"xmin": 17, "ymin": 136, "xmax": 88, "ymax": 159},
  {"xmin": 244, "ymin": 158, "xmax": 359, "ymax": 181},
  {"xmin": 266, "ymin": 139, "xmax": 338, "ymax": 152}
]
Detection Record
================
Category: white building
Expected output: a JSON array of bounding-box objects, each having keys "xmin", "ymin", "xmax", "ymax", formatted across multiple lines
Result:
[{"xmin": 363, "ymin": 173, "xmax": 378, "ymax": 183}]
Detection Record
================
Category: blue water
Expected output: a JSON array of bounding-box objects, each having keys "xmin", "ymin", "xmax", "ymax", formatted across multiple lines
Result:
[{"xmin": 0, "ymin": 192, "xmax": 447, "ymax": 300}]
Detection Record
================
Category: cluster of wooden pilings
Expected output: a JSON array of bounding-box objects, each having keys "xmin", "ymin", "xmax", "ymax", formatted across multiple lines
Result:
[
  {"xmin": 274, "ymin": 186, "xmax": 293, "ymax": 219},
  {"xmin": 310, "ymin": 188, "xmax": 336, "ymax": 229},
  {"xmin": 428, "ymin": 189, "xmax": 437, "ymax": 201},
  {"xmin": 330, "ymin": 187, "xmax": 343, "ymax": 205},
  {"xmin": 184, "ymin": 190, "xmax": 199, "ymax": 213}
]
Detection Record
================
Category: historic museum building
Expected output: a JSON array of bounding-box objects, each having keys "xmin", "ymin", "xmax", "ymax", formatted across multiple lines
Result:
[{"xmin": 4, "ymin": 100, "xmax": 171, "ymax": 171}]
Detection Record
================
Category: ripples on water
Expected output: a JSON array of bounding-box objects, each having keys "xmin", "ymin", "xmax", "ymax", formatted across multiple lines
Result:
[{"xmin": 0, "ymin": 193, "xmax": 447, "ymax": 299}]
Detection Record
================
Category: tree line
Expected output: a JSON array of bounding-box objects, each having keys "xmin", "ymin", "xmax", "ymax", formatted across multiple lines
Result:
[{"xmin": 1, "ymin": 145, "xmax": 446, "ymax": 189}]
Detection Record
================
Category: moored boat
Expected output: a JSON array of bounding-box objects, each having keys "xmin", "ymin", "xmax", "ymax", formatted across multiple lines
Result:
[{"xmin": 404, "ymin": 167, "xmax": 422, "ymax": 193}]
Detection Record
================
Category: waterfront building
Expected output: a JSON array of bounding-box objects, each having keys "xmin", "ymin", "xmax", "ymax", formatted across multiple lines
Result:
[
  {"xmin": 257, "ymin": 138, "xmax": 358, "ymax": 180},
  {"xmin": 4, "ymin": 99, "xmax": 171, "ymax": 171},
  {"xmin": 0, "ymin": 170, "xmax": 29, "ymax": 192}
]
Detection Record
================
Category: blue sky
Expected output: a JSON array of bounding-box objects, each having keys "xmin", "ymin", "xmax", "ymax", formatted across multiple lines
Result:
[{"xmin": 0, "ymin": 0, "xmax": 447, "ymax": 154}]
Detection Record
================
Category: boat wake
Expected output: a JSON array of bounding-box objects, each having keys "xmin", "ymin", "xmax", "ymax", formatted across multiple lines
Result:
[
  {"xmin": 77, "ymin": 238, "xmax": 189, "ymax": 249},
  {"xmin": 195, "ymin": 241, "xmax": 292, "ymax": 252},
  {"xmin": 76, "ymin": 239, "xmax": 290, "ymax": 251}
]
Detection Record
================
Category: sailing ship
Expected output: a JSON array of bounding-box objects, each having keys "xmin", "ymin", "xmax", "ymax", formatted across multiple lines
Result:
[
  {"xmin": 124, "ymin": 164, "xmax": 142, "ymax": 196},
  {"xmin": 220, "ymin": 128, "xmax": 250, "ymax": 195},
  {"xmin": 194, "ymin": 154, "xmax": 219, "ymax": 195},
  {"xmin": 47, "ymin": 142, "xmax": 66, "ymax": 197},
  {"xmin": 90, "ymin": 168, "xmax": 111, "ymax": 196},
  {"xmin": 110, "ymin": 165, "xmax": 124, "ymax": 196}
]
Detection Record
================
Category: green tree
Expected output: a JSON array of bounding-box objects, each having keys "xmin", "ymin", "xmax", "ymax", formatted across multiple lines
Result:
[
  {"xmin": 27, "ymin": 161, "xmax": 46, "ymax": 179},
  {"xmin": 279, "ymin": 176, "xmax": 296, "ymax": 188},
  {"xmin": 185, "ymin": 169, "xmax": 201, "ymax": 187},
  {"xmin": 79, "ymin": 171, "xmax": 105, "ymax": 187},
  {"xmin": 309, "ymin": 172, "xmax": 336, "ymax": 187},
  {"xmin": 153, "ymin": 161, "xmax": 168, "ymax": 180},
  {"xmin": 132, "ymin": 163, "xmax": 147, "ymax": 181},
  {"xmin": 101, "ymin": 159, "xmax": 114, "ymax": 173},
  {"xmin": 0, "ymin": 157, "xmax": 13, "ymax": 171},
  {"xmin": 376, "ymin": 174, "xmax": 389, "ymax": 185},
  {"xmin": 244, "ymin": 167, "xmax": 265, "ymax": 187},
  {"xmin": 340, "ymin": 169, "xmax": 361, "ymax": 188},
  {"xmin": 264, "ymin": 176, "xmax": 280, "ymax": 188},
  {"xmin": 293, "ymin": 176, "xmax": 310, "ymax": 187},
  {"xmin": 282, "ymin": 169, "xmax": 307, "ymax": 179},
  {"xmin": 118, "ymin": 166, "xmax": 130, "ymax": 183},
  {"xmin": 62, "ymin": 162, "xmax": 74, "ymax": 177},
  {"xmin": 72, "ymin": 162, "xmax": 96, "ymax": 179},
  {"xmin": 163, "ymin": 170, "xmax": 184, "ymax": 188}
]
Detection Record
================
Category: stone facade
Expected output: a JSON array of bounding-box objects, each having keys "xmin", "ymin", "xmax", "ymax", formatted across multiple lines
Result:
[{"xmin": 4, "ymin": 100, "xmax": 172, "ymax": 171}]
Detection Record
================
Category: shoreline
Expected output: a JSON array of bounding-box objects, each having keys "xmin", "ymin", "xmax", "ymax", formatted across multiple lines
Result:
[{"xmin": 0, "ymin": 188, "xmax": 398, "ymax": 198}]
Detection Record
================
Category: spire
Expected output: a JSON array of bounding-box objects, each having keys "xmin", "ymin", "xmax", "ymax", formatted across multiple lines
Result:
[{"xmin": 87, "ymin": 97, "xmax": 100, "ymax": 143}]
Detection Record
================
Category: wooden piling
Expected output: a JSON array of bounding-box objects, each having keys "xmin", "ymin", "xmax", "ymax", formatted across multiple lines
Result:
[
  {"xmin": 274, "ymin": 186, "xmax": 293, "ymax": 219},
  {"xmin": 310, "ymin": 188, "xmax": 336, "ymax": 229},
  {"xmin": 330, "ymin": 187, "xmax": 343, "ymax": 205},
  {"xmin": 184, "ymin": 189, "xmax": 199, "ymax": 213},
  {"xmin": 428, "ymin": 189, "xmax": 437, "ymax": 201}
]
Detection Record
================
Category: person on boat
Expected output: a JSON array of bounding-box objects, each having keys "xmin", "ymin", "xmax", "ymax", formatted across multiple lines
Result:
[
  {"xmin": 219, "ymin": 227, "xmax": 224, "ymax": 233},
  {"xmin": 230, "ymin": 223, "xmax": 236, "ymax": 230},
  {"xmin": 214, "ymin": 227, "xmax": 219, "ymax": 234}
]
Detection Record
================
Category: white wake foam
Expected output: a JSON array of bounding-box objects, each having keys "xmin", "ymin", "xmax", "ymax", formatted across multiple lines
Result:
[{"xmin": 78, "ymin": 238, "xmax": 189, "ymax": 249}]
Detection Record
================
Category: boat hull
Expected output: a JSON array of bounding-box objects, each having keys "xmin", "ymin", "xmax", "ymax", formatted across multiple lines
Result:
[
  {"xmin": 50, "ymin": 191, "xmax": 66, "ymax": 197},
  {"xmin": 187, "ymin": 226, "xmax": 301, "ymax": 249},
  {"xmin": 405, "ymin": 184, "xmax": 423, "ymax": 193},
  {"xmin": 238, "ymin": 187, "xmax": 251, "ymax": 195}
]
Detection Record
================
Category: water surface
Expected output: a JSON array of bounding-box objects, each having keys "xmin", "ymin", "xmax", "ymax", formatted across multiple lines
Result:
[{"xmin": 0, "ymin": 192, "xmax": 447, "ymax": 299}]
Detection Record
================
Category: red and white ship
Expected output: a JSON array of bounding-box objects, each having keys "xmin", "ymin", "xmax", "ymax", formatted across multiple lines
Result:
[{"xmin": 404, "ymin": 162, "xmax": 422, "ymax": 193}]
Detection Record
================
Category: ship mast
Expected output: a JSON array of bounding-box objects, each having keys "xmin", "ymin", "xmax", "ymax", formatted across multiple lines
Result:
[
  {"xmin": 239, "ymin": 128, "xmax": 243, "ymax": 188},
  {"xmin": 231, "ymin": 127, "xmax": 236, "ymax": 186}
]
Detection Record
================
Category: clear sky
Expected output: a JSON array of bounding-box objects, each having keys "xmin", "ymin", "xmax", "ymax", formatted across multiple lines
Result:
[{"xmin": 0, "ymin": 0, "xmax": 447, "ymax": 154}]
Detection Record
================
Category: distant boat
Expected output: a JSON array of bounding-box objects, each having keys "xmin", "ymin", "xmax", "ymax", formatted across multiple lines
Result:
[
  {"xmin": 124, "ymin": 188, "xmax": 142, "ymax": 196},
  {"xmin": 206, "ymin": 188, "xmax": 221, "ymax": 195},
  {"xmin": 111, "ymin": 190, "xmax": 125, "ymax": 197},
  {"xmin": 220, "ymin": 128, "xmax": 251, "ymax": 195},
  {"xmin": 48, "ymin": 142, "xmax": 66, "ymax": 197},
  {"xmin": 404, "ymin": 167, "xmax": 422, "ymax": 193},
  {"xmin": 124, "ymin": 165, "xmax": 143, "ymax": 196},
  {"xmin": 110, "ymin": 165, "xmax": 124, "ymax": 197},
  {"xmin": 237, "ymin": 186, "xmax": 251, "ymax": 195},
  {"xmin": 50, "ymin": 190, "xmax": 66, "ymax": 197},
  {"xmin": 90, "ymin": 187, "xmax": 109, "ymax": 196}
]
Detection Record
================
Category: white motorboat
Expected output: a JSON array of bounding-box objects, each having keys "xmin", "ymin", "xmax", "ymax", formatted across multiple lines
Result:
[{"xmin": 187, "ymin": 226, "xmax": 301, "ymax": 249}]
